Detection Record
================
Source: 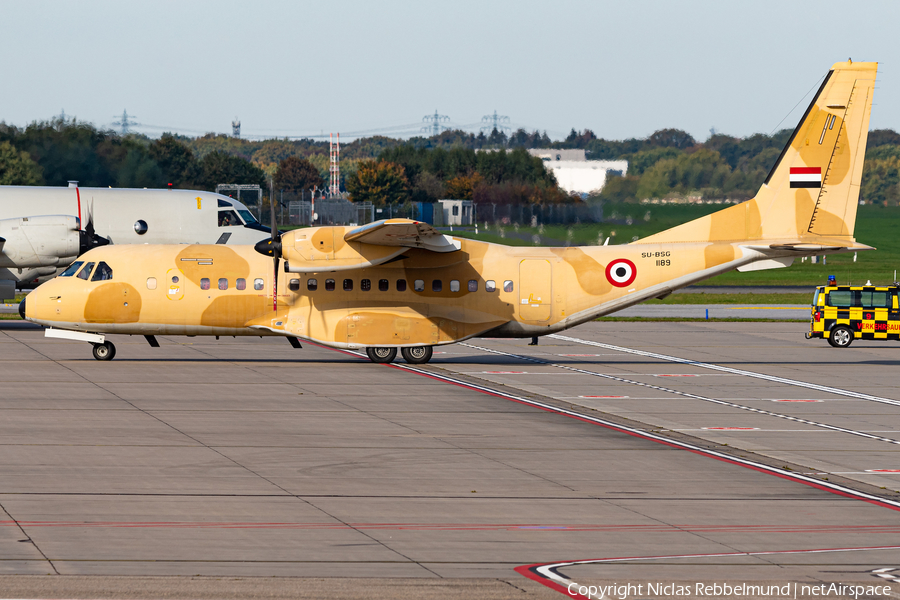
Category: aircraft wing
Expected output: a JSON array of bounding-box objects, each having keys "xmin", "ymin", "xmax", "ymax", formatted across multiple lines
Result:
[{"xmin": 344, "ymin": 219, "xmax": 460, "ymax": 253}]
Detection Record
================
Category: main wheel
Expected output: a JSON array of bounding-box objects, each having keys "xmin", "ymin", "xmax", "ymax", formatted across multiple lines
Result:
[
  {"xmin": 401, "ymin": 346, "xmax": 433, "ymax": 364},
  {"xmin": 91, "ymin": 341, "xmax": 117, "ymax": 361},
  {"xmin": 366, "ymin": 347, "xmax": 397, "ymax": 364},
  {"xmin": 828, "ymin": 325, "xmax": 854, "ymax": 348}
]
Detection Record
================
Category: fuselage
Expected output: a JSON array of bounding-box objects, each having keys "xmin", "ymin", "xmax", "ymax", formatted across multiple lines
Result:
[{"xmin": 23, "ymin": 232, "xmax": 793, "ymax": 349}]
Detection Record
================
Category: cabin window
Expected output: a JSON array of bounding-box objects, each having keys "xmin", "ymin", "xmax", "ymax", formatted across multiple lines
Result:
[
  {"xmin": 414, "ymin": 280, "xmax": 425, "ymax": 292},
  {"xmin": 432, "ymin": 280, "xmax": 442, "ymax": 292},
  {"xmin": 343, "ymin": 279, "xmax": 353, "ymax": 291},
  {"xmin": 485, "ymin": 280, "xmax": 496, "ymax": 292},
  {"xmin": 218, "ymin": 278, "xmax": 228, "ymax": 290},
  {"xmin": 308, "ymin": 278, "xmax": 318, "ymax": 291},
  {"xmin": 254, "ymin": 278, "xmax": 264, "ymax": 291},
  {"xmin": 450, "ymin": 280, "xmax": 460, "ymax": 292},
  {"xmin": 378, "ymin": 279, "xmax": 389, "ymax": 292},
  {"xmin": 289, "ymin": 279, "xmax": 300, "ymax": 292},
  {"xmin": 504, "ymin": 280, "xmax": 514, "ymax": 292},
  {"xmin": 326, "ymin": 279, "xmax": 335, "ymax": 291},
  {"xmin": 361, "ymin": 279, "xmax": 371, "ymax": 291},
  {"xmin": 200, "ymin": 278, "xmax": 210, "ymax": 290},
  {"xmin": 468, "ymin": 280, "xmax": 478, "ymax": 292},
  {"xmin": 171, "ymin": 275, "xmax": 179, "ymax": 284},
  {"xmin": 60, "ymin": 261, "xmax": 84, "ymax": 277},
  {"xmin": 236, "ymin": 278, "xmax": 246, "ymax": 291},
  {"xmin": 396, "ymin": 279, "xmax": 407, "ymax": 292},
  {"xmin": 77, "ymin": 262, "xmax": 95, "ymax": 280},
  {"xmin": 218, "ymin": 210, "xmax": 242, "ymax": 227},
  {"xmin": 147, "ymin": 277, "xmax": 157, "ymax": 290}
]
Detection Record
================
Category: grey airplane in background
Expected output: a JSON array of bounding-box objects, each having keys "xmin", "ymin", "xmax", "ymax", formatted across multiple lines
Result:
[{"xmin": 0, "ymin": 184, "xmax": 271, "ymax": 300}]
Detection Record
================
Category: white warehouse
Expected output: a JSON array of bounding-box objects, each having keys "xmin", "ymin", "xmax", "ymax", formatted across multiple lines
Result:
[{"xmin": 527, "ymin": 149, "xmax": 628, "ymax": 196}]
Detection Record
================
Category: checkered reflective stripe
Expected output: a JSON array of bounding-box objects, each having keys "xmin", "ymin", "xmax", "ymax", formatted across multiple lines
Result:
[{"xmin": 808, "ymin": 286, "xmax": 900, "ymax": 341}]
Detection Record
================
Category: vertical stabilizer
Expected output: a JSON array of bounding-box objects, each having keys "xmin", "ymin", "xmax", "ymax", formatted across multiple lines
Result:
[
  {"xmin": 636, "ymin": 61, "xmax": 877, "ymax": 245},
  {"xmin": 757, "ymin": 60, "xmax": 877, "ymax": 239}
]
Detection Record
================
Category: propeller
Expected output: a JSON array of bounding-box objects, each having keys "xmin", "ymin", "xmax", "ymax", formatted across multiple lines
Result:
[
  {"xmin": 78, "ymin": 200, "xmax": 110, "ymax": 255},
  {"xmin": 253, "ymin": 197, "xmax": 282, "ymax": 312}
]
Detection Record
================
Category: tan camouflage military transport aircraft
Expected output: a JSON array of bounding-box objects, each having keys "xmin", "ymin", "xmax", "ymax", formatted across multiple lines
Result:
[{"xmin": 24, "ymin": 61, "xmax": 877, "ymax": 364}]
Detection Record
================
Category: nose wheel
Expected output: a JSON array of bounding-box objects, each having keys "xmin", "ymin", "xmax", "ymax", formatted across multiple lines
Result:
[{"xmin": 91, "ymin": 341, "xmax": 117, "ymax": 361}]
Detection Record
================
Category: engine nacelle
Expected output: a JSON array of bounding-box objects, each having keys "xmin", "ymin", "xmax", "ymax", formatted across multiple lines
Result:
[
  {"xmin": 0, "ymin": 215, "xmax": 81, "ymax": 268},
  {"xmin": 281, "ymin": 226, "xmax": 406, "ymax": 273}
]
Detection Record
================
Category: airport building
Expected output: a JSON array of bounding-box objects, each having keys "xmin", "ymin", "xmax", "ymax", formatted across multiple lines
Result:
[{"xmin": 527, "ymin": 148, "xmax": 628, "ymax": 196}]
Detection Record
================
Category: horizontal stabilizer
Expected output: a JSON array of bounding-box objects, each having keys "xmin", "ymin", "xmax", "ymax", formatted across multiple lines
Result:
[
  {"xmin": 742, "ymin": 241, "xmax": 875, "ymax": 253},
  {"xmin": 344, "ymin": 219, "xmax": 460, "ymax": 253},
  {"xmin": 736, "ymin": 257, "xmax": 794, "ymax": 272}
]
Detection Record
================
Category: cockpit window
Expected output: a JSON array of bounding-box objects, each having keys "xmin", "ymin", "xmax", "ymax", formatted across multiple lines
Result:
[
  {"xmin": 60, "ymin": 261, "xmax": 84, "ymax": 277},
  {"xmin": 91, "ymin": 262, "xmax": 113, "ymax": 281},
  {"xmin": 217, "ymin": 199, "xmax": 233, "ymax": 207},
  {"xmin": 76, "ymin": 262, "xmax": 95, "ymax": 280},
  {"xmin": 237, "ymin": 210, "xmax": 258, "ymax": 224},
  {"xmin": 218, "ymin": 210, "xmax": 242, "ymax": 227}
]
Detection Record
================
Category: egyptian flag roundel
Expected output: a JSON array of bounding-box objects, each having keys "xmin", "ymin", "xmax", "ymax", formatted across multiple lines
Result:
[{"xmin": 605, "ymin": 258, "xmax": 637, "ymax": 287}]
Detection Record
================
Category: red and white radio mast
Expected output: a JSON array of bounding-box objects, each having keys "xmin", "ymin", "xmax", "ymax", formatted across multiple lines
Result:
[{"xmin": 329, "ymin": 133, "xmax": 340, "ymax": 197}]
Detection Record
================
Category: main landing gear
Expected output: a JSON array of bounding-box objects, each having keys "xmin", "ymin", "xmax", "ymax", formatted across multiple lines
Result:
[
  {"xmin": 365, "ymin": 346, "xmax": 433, "ymax": 365},
  {"xmin": 366, "ymin": 347, "xmax": 397, "ymax": 363},
  {"xmin": 91, "ymin": 341, "xmax": 117, "ymax": 361}
]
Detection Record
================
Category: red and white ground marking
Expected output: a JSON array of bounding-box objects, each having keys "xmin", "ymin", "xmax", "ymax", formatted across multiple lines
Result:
[
  {"xmin": 702, "ymin": 427, "xmax": 760, "ymax": 431},
  {"xmin": 654, "ymin": 373, "xmax": 700, "ymax": 377},
  {"xmin": 457, "ymin": 341, "xmax": 900, "ymax": 447},
  {"xmin": 557, "ymin": 354, "xmax": 605, "ymax": 357},
  {"xmin": 867, "ymin": 469, "xmax": 900, "ymax": 473},
  {"xmin": 482, "ymin": 371, "xmax": 527, "ymax": 374},
  {"xmin": 772, "ymin": 399, "xmax": 825, "ymax": 403},
  {"xmin": 549, "ymin": 333, "xmax": 900, "ymax": 408},
  {"xmin": 515, "ymin": 546, "xmax": 900, "ymax": 599},
  {"xmin": 578, "ymin": 395, "xmax": 629, "ymax": 399}
]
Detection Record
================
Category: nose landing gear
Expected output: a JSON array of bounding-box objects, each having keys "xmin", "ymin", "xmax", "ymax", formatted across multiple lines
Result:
[{"xmin": 91, "ymin": 341, "xmax": 117, "ymax": 361}]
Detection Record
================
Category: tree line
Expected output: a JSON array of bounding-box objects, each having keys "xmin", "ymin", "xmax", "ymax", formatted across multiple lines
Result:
[{"xmin": 1, "ymin": 118, "xmax": 899, "ymax": 206}]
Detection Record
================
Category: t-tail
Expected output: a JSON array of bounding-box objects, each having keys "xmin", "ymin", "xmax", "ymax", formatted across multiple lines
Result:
[{"xmin": 638, "ymin": 60, "xmax": 877, "ymax": 251}]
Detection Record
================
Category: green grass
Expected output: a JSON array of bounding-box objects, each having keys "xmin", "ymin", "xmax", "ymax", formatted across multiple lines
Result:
[
  {"xmin": 646, "ymin": 293, "xmax": 810, "ymax": 305},
  {"xmin": 454, "ymin": 204, "xmax": 900, "ymax": 287}
]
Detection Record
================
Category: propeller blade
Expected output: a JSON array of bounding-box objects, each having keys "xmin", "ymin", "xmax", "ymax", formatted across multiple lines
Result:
[
  {"xmin": 269, "ymin": 193, "xmax": 281, "ymax": 312},
  {"xmin": 273, "ymin": 257, "xmax": 279, "ymax": 312},
  {"xmin": 78, "ymin": 211, "xmax": 110, "ymax": 256}
]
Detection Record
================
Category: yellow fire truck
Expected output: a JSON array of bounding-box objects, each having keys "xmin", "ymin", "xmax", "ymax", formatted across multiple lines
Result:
[{"xmin": 807, "ymin": 284, "xmax": 900, "ymax": 348}]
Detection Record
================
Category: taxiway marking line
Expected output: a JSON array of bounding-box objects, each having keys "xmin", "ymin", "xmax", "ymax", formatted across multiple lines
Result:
[
  {"xmin": 371, "ymin": 354, "xmax": 900, "ymax": 513},
  {"xmin": 458, "ymin": 343, "xmax": 900, "ymax": 447},
  {"xmin": 516, "ymin": 545, "xmax": 900, "ymax": 599},
  {"xmin": 549, "ymin": 333, "xmax": 900, "ymax": 407}
]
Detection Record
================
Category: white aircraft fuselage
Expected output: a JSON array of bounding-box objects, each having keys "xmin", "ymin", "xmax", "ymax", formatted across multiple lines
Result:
[{"xmin": 0, "ymin": 185, "xmax": 270, "ymax": 296}]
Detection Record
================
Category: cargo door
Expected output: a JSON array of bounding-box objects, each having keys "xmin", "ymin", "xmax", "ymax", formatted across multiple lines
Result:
[{"xmin": 519, "ymin": 259, "xmax": 552, "ymax": 322}]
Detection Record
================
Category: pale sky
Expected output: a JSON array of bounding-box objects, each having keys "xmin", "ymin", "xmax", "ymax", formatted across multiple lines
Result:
[{"xmin": 1, "ymin": 0, "xmax": 898, "ymax": 142}]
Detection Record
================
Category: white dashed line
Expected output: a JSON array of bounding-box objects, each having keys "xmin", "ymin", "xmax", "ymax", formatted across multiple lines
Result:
[
  {"xmin": 457, "ymin": 342, "xmax": 900, "ymax": 448},
  {"xmin": 549, "ymin": 333, "xmax": 900, "ymax": 407}
]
